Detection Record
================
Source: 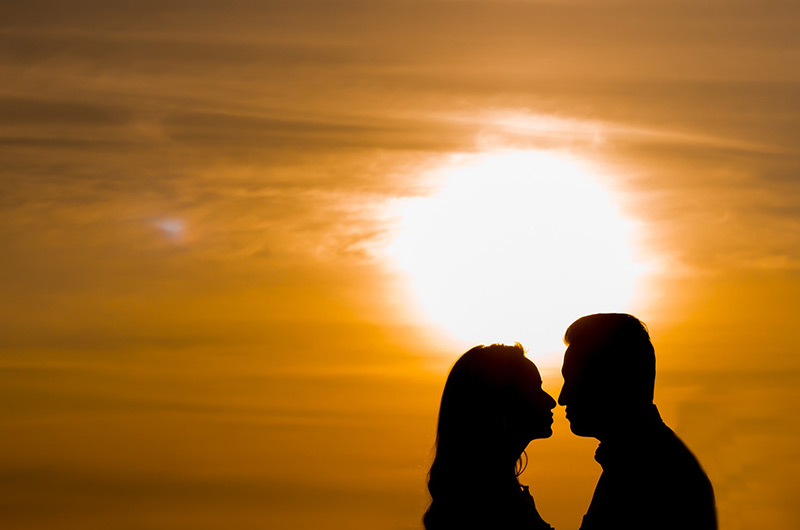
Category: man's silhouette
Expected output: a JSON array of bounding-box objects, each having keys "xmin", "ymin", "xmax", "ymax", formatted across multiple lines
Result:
[{"xmin": 559, "ymin": 313, "xmax": 717, "ymax": 530}]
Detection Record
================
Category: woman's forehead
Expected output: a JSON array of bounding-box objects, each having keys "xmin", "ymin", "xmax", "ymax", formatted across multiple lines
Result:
[{"xmin": 520, "ymin": 357, "xmax": 542, "ymax": 384}]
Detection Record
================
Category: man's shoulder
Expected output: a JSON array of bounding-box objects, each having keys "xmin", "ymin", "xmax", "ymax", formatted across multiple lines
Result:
[
  {"xmin": 603, "ymin": 422, "xmax": 713, "ymax": 493},
  {"xmin": 589, "ymin": 426, "xmax": 717, "ymax": 530},
  {"xmin": 650, "ymin": 424, "xmax": 709, "ymax": 474}
]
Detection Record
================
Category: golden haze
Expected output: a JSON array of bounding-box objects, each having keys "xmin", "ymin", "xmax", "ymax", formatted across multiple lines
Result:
[{"xmin": 2, "ymin": 1, "xmax": 800, "ymax": 529}]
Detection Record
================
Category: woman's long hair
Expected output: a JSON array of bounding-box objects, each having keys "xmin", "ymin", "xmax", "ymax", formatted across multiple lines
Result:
[{"xmin": 423, "ymin": 343, "xmax": 532, "ymax": 529}]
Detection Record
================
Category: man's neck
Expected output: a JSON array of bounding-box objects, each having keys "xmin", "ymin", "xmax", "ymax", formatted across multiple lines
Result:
[{"xmin": 595, "ymin": 403, "xmax": 661, "ymax": 444}]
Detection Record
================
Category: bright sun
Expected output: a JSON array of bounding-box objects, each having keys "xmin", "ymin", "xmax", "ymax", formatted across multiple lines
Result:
[{"xmin": 386, "ymin": 150, "xmax": 646, "ymax": 367}]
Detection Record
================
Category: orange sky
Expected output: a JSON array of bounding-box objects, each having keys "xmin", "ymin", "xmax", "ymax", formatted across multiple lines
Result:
[{"xmin": 2, "ymin": 1, "xmax": 800, "ymax": 529}]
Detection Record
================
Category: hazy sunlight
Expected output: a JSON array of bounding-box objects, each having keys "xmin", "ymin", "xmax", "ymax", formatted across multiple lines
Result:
[{"xmin": 386, "ymin": 150, "xmax": 645, "ymax": 366}]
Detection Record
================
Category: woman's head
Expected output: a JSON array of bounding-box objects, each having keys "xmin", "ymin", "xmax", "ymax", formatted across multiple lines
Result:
[
  {"xmin": 424, "ymin": 344, "xmax": 556, "ymax": 527},
  {"xmin": 437, "ymin": 343, "xmax": 555, "ymax": 453}
]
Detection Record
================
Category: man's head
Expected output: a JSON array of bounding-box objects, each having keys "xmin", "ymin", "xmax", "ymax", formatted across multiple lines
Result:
[{"xmin": 559, "ymin": 313, "xmax": 656, "ymax": 439}]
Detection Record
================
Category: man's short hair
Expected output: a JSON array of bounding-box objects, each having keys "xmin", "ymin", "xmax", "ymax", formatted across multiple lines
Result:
[{"xmin": 564, "ymin": 313, "xmax": 656, "ymax": 402}]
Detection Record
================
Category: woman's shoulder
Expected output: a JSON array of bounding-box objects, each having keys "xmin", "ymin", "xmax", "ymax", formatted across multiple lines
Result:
[{"xmin": 424, "ymin": 483, "xmax": 554, "ymax": 530}]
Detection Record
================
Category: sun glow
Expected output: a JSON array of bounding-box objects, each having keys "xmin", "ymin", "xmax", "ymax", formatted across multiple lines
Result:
[{"xmin": 386, "ymin": 150, "xmax": 646, "ymax": 366}]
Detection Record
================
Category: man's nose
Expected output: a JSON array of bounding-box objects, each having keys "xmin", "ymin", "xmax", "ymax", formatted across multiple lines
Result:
[{"xmin": 558, "ymin": 386, "xmax": 568, "ymax": 407}]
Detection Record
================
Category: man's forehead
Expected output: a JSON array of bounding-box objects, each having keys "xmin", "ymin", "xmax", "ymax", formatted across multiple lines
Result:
[
  {"xmin": 562, "ymin": 344, "xmax": 585, "ymax": 365},
  {"xmin": 562, "ymin": 344, "xmax": 596, "ymax": 375}
]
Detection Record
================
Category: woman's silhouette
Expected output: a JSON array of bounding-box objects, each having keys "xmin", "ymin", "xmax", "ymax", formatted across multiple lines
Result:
[{"xmin": 423, "ymin": 343, "xmax": 556, "ymax": 530}]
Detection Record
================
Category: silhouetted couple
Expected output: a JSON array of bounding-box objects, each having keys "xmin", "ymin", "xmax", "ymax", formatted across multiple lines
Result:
[{"xmin": 423, "ymin": 313, "xmax": 717, "ymax": 530}]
